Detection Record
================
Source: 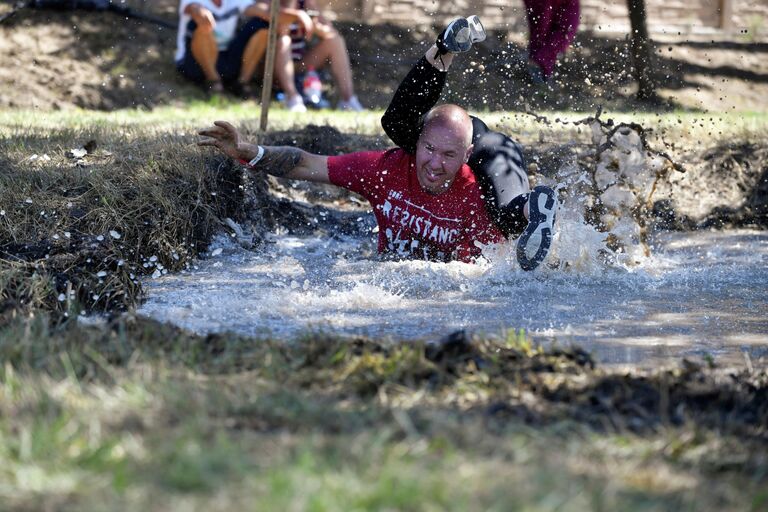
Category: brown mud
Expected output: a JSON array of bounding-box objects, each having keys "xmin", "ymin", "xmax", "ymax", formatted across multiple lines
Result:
[{"xmin": 2, "ymin": 2, "xmax": 768, "ymax": 112}]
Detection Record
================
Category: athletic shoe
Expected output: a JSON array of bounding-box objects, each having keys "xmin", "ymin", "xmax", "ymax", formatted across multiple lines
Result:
[
  {"xmin": 436, "ymin": 16, "xmax": 486, "ymax": 56},
  {"xmin": 284, "ymin": 94, "xmax": 307, "ymax": 113},
  {"xmin": 202, "ymin": 79, "xmax": 224, "ymax": 97},
  {"xmin": 338, "ymin": 95, "xmax": 365, "ymax": 112},
  {"xmin": 436, "ymin": 17, "xmax": 471, "ymax": 55},
  {"xmin": 516, "ymin": 186, "xmax": 557, "ymax": 271},
  {"xmin": 231, "ymin": 81, "xmax": 257, "ymax": 100},
  {"xmin": 527, "ymin": 61, "xmax": 547, "ymax": 85}
]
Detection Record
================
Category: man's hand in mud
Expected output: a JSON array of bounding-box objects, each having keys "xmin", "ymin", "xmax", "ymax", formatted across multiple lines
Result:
[{"xmin": 198, "ymin": 121, "xmax": 259, "ymax": 162}]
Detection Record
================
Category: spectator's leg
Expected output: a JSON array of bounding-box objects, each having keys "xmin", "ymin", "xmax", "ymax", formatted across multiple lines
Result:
[
  {"xmin": 240, "ymin": 30, "xmax": 268, "ymax": 82},
  {"xmin": 189, "ymin": 20, "xmax": 221, "ymax": 82},
  {"xmin": 542, "ymin": 0, "xmax": 580, "ymax": 64},
  {"xmin": 275, "ymin": 34, "xmax": 302, "ymax": 100},
  {"xmin": 219, "ymin": 18, "xmax": 270, "ymax": 84},
  {"xmin": 524, "ymin": 0, "xmax": 557, "ymax": 77},
  {"xmin": 302, "ymin": 29, "xmax": 355, "ymax": 101}
]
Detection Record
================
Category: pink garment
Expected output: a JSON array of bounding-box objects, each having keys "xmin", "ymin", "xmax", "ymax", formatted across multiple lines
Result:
[{"xmin": 524, "ymin": 0, "xmax": 580, "ymax": 77}]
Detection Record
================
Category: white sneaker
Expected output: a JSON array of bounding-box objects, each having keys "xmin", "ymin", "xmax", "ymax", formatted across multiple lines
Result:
[
  {"xmin": 338, "ymin": 95, "xmax": 365, "ymax": 112},
  {"xmin": 284, "ymin": 94, "xmax": 307, "ymax": 113}
]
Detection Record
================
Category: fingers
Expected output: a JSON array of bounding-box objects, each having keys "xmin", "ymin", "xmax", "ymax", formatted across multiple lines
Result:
[
  {"xmin": 198, "ymin": 121, "xmax": 236, "ymax": 139},
  {"xmin": 198, "ymin": 129, "xmax": 227, "ymax": 141},
  {"xmin": 198, "ymin": 121, "xmax": 239, "ymax": 154},
  {"xmin": 213, "ymin": 120, "xmax": 237, "ymax": 133}
]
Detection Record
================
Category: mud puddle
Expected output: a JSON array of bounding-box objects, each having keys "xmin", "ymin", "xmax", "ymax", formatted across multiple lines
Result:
[{"xmin": 138, "ymin": 224, "xmax": 768, "ymax": 368}]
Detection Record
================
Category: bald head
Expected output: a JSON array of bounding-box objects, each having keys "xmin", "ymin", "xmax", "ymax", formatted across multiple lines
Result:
[
  {"xmin": 414, "ymin": 104, "xmax": 475, "ymax": 195},
  {"xmin": 421, "ymin": 104, "xmax": 473, "ymax": 150}
]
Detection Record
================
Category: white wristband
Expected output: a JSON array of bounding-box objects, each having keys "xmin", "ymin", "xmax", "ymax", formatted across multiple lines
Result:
[
  {"xmin": 248, "ymin": 146, "xmax": 265, "ymax": 168},
  {"xmin": 240, "ymin": 146, "xmax": 265, "ymax": 169}
]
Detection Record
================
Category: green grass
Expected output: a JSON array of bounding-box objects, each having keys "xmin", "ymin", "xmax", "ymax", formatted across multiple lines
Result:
[
  {"xmin": 0, "ymin": 102, "xmax": 384, "ymax": 135},
  {"xmin": 0, "ymin": 314, "xmax": 765, "ymax": 511},
  {"xmin": 3, "ymin": 105, "xmax": 767, "ymax": 140}
]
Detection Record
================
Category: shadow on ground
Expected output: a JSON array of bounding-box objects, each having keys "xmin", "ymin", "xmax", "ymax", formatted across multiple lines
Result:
[{"xmin": 2, "ymin": 5, "xmax": 768, "ymax": 112}]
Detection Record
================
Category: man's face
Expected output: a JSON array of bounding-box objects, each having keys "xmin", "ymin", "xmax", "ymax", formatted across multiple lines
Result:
[{"xmin": 414, "ymin": 123, "xmax": 471, "ymax": 195}]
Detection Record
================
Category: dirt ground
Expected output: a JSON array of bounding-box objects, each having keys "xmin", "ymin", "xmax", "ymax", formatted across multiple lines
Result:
[{"xmin": 1, "ymin": 2, "xmax": 768, "ymax": 112}]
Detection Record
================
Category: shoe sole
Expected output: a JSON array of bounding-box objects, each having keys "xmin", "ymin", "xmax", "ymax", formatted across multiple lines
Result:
[
  {"xmin": 467, "ymin": 15, "xmax": 486, "ymax": 43},
  {"xmin": 516, "ymin": 186, "xmax": 557, "ymax": 271}
]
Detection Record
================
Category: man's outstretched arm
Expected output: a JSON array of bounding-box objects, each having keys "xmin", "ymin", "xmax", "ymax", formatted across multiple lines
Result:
[{"xmin": 198, "ymin": 121, "xmax": 329, "ymax": 183}]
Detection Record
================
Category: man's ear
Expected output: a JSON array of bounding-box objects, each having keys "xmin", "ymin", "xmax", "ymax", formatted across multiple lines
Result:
[{"xmin": 464, "ymin": 144, "xmax": 474, "ymax": 162}]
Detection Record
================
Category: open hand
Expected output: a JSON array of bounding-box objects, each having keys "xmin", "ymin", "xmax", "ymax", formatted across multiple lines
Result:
[{"xmin": 198, "ymin": 121, "xmax": 247, "ymax": 161}]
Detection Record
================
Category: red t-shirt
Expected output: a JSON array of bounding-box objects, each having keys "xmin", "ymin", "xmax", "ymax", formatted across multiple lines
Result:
[{"xmin": 328, "ymin": 148, "xmax": 504, "ymax": 263}]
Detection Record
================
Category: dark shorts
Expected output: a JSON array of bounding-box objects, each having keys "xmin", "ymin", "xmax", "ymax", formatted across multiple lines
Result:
[{"xmin": 176, "ymin": 18, "xmax": 268, "ymax": 83}]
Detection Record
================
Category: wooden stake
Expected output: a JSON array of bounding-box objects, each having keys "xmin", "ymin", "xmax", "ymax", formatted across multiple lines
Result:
[
  {"xmin": 720, "ymin": 0, "xmax": 734, "ymax": 30},
  {"xmin": 259, "ymin": 0, "xmax": 281, "ymax": 131}
]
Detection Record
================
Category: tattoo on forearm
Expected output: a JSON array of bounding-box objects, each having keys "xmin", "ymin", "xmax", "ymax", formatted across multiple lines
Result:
[{"xmin": 251, "ymin": 147, "xmax": 303, "ymax": 177}]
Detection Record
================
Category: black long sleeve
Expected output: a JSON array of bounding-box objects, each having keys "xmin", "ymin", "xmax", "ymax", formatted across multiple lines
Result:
[{"xmin": 381, "ymin": 56, "xmax": 446, "ymax": 154}]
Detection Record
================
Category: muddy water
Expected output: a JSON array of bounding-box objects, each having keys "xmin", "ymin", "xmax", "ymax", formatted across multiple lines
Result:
[{"xmin": 139, "ymin": 226, "xmax": 768, "ymax": 367}]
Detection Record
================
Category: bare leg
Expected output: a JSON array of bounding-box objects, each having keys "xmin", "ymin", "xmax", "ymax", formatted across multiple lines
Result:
[
  {"xmin": 274, "ymin": 34, "xmax": 301, "ymax": 98},
  {"xmin": 239, "ymin": 29, "xmax": 268, "ymax": 83},
  {"xmin": 190, "ymin": 26, "xmax": 220, "ymax": 82},
  {"xmin": 302, "ymin": 30, "xmax": 355, "ymax": 101}
]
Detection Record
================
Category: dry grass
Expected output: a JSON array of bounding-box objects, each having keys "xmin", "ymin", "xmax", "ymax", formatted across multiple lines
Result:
[{"xmin": 0, "ymin": 124, "xmax": 245, "ymax": 320}]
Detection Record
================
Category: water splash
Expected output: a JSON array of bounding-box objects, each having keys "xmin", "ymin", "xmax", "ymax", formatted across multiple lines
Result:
[{"xmin": 139, "ymin": 226, "xmax": 768, "ymax": 367}]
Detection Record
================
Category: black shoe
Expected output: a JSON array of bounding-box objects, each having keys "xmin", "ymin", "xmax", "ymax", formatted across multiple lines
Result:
[
  {"xmin": 436, "ymin": 17, "xmax": 471, "ymax": 55},
  {"xmin": 231, "ymin": 81, "xmax": 257, "ymax": 100},
  {"xmin": 517, "ymin": 186, "xmax": 558, "ymax": 271},
  {"xmin": 202, "ymin": 79, "xmax": 225, "ymax": 97},
  {"xmin": 526, "ymin": 62, "xmax": 547, "ymax": 85}
]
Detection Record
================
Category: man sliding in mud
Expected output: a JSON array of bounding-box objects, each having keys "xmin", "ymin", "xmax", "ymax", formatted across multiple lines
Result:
[
  {"xmin": 382, "ymin": 16, "xmax": 558, "ymax": 270},
  {"xmin": 198, "ymin": 108, "xmax": 503, "ymax": 263},
  {"xmin": 199, "ymin": 16, "xmax": 557, "ymax": 269}
]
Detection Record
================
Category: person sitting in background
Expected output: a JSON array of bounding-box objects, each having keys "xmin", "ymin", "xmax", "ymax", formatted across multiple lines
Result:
[
  {"xmin": 253, "ymin": 0, "xmax": 364, "ymax": 112},
  {"xmin": 175, "ymin": 0, "xmax": 268, "ymax": 98}
]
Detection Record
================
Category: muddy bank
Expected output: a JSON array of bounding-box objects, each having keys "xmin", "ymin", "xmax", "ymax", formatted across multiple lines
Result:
[{"xmin": 0, "ymin": 129, "xmax": 245, "ymax": 322}]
